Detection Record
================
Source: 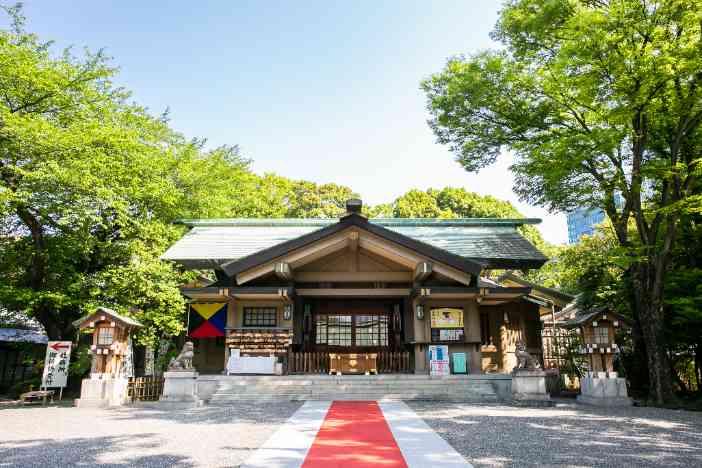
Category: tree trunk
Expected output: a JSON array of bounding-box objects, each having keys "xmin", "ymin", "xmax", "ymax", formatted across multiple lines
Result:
[
  {"xmin": 632, "ymin": 264, "xmax": 675, "ymax": 404},
  {"xmin": 695, "ymin": 343, "xmax": 702, "ymax": 395}
]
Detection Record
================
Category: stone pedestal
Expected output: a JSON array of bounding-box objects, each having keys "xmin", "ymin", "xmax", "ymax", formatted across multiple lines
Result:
[
  {"xmin": 511, "ymin": 369, "xmax": 551, "ymax": 403},
  {"xmin": 160, "ymin": 371, "xmax": 201, "ymax": 406},
  {"xmin": 577, "ymin": 374, "xmax": 632, "ymax": 407},
  {"xmin": 75, "ymin": 377, "xmax": 129, "ymax": 408}
]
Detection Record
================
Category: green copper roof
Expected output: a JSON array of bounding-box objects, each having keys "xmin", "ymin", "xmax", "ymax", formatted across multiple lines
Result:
[
  {"xmin": 162, "ymin": 217, "xmax": 547, "ymax": 270},
  {"xmin": 176, "ymin": 218, "xmax": 543, "ymax": 227}
]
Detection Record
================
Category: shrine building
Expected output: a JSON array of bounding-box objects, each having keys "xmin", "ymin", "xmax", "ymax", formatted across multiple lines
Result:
[{"xmin": 161, "ymin": 199, "xmax": 548, "ymax": 377}]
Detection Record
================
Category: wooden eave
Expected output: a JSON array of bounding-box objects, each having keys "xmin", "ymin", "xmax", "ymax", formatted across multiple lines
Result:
[
  {"xmin": 412, "ymin": 285, "xmax": 531, "ymax": 302},
  {"xmin": 73, "ymin": 308, "xmax": 142, "ymax": 330}
]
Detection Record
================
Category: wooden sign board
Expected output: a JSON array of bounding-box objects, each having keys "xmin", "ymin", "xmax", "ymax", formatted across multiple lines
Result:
[{"xmin": 42, "ymin": 341, "xmax": 72, "ymax": 388}]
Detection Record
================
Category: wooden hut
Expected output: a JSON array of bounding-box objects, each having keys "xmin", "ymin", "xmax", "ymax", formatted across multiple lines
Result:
[{"xmin": 73, "ymin": 307, "xmax": 142, "ymax": 377}]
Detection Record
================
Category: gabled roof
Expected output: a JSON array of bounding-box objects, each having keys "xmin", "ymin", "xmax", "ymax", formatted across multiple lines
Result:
[
  {"xmin": 73, "ymin": 307, "xmax": 143, "ymax": 329},
  {"xmin": 559, "ymin": 306, "xmax": 628, "ymax": 328},
  {"xmin": 162, "ymin": 215, "xmax": 547, "ymax": 272},
  {"xmin": 220, "ymin": 213, "xmax": 484, "ymax": 277}
]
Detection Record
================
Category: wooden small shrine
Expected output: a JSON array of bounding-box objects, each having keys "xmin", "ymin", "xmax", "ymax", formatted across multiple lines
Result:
[{"xmin": 73, "ymin": 307, "xmax": 142, "ymax": 377}]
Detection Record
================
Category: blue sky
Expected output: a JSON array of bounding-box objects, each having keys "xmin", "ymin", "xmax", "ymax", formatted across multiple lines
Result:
[{"xmin": 14, "ymin": 1, "xmax": 567, "ymax": 243}]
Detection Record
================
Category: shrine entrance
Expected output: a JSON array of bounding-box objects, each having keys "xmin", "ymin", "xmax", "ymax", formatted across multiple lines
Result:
[{"xmin": 294, "ymin": 298, "xmax": 408, "ymax": 375}]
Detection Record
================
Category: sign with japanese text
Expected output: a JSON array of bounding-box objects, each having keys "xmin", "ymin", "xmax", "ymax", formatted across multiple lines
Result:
[
  {"xmin": 428, "ymin": 345, "xmax": 450, "ymax": 376},
  {"xmin": 430, "ymin": 308, "xmax": 464, "ymax": 328},
  {"xmin": 42, "ymin": 341, "xmax": 72, "ymax": 388}
]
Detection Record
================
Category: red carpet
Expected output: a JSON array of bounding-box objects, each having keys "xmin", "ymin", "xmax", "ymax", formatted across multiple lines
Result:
[{"xmin": 302, "ymin": 401, "xmax": 408, "ymax": 468}]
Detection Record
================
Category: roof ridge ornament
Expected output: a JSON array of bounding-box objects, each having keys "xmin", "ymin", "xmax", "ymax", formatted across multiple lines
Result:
[
  {"xmin": 341, "ymin": 198, "xmax": 367, "ymax": 220},
  {"xmin": 345, "ymin": 198, "xmax": 363, "ymax": 214}
]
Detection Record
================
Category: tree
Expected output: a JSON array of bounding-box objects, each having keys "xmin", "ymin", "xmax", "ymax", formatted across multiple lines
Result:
[
  {"xmin": 0, "ymin": 4, "xmax": 360, "ymax": 344},
  {"xmin": 423, "ymin": 0, "xmax": 702, "ymax": 403},
  {"xmin": 0, "ymin": 5, "xmax": 244, "ymax": 344}
]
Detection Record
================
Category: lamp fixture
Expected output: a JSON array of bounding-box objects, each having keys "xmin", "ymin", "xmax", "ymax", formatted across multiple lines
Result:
[
  {"xmin": 283, "ymin": 304, "xmax": 293, "ymax": 321},
  {"xmin": 416, "ymin": 304, "xmax": 425, "ymax": 320}
]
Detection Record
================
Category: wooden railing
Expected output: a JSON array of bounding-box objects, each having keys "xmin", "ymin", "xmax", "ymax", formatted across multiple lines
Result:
[
  {"xmin": 287, "ymin": 351, "xmax": 329, "ymax": 374},
  {"xmin": 128, "ymin": 376, "xmax": 164, "ymax": 401},
  {"xmin": 377, "ymin": 351, "xmax": 412, "ymax": 374},
  {"xmin": 286, "ymin": 350, "xmax": 413, "ymax": 374}
]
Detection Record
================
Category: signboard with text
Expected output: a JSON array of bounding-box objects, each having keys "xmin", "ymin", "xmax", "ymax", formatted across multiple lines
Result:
[
  {"xmin": 42, "ymin": 341, "xmax": 72, "ymax": 388},
  {"xmin": 430, "ymin": 308, "xmax": 464, "ymax": 328},
  {"xmin": 428, "ymin": 345, "xmax": 450, "ymax": 376}
]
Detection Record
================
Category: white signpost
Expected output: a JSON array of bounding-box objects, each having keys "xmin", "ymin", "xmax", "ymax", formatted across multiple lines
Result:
[{"xmin": 42, "ymin": 341, "xmax": 72, "ymax": 400}]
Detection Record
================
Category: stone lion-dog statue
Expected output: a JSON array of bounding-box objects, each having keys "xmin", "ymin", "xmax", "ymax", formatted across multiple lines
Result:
[
  {"xmin": 515, "ymin": 340, "xmax": 540, "ymax": 370},
  {"xmin": 168, "ymin": 341, "xmax": 195, "ymax": 371}
]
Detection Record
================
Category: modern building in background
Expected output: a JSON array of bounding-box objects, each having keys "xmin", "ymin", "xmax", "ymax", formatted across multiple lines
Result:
[
  {"xmin": 566, "ymin": 207, "xmax": 606, "ymax": 244},
  {"xmin": 567, "ymin": 194, "xmax": 624, "ymax": 244}
]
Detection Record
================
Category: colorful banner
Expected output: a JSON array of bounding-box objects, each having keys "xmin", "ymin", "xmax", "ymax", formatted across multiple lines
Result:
[
  {"xmin": 188, "ymin": 303, "xmax": 227, "ymax": 338},
  {"xmin": 430, "ymin": 308, "xmax": 464, "ymax": 329}
]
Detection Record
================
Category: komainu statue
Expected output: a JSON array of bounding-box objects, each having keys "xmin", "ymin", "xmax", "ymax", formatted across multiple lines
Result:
[
  {"xmin": 515, "ymin": 341, "xmax": 540, "ymax": 370},
  {"xmin": 168, "ymin": 341, "xmax": 195, "ymax": 371}
]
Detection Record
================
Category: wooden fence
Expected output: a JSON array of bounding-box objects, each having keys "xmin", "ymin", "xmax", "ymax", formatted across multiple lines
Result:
[
  {"xmin": 287, "ymin": 351, "xmax": 329, "ymax": 374},
  {"xmin": 286, "ymin": 350, "xmax": 413, "ymax": 374},
  {"xmin": 377, "ymin": 351, "xmax": 412, "ymax": 373},
  {"xmin": 127, "ymin": 376, "xmax": 164, "ymax": 401}
]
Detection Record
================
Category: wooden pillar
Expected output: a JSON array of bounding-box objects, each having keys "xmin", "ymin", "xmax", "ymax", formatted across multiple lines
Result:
[{"xmin": 499, "ymin": 307, "xmax": 510, "ymax": 373}]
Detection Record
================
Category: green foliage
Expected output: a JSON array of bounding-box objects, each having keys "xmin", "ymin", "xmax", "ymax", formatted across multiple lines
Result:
[
  {"xmin": 0, "ymin": 5, "xmax": 358, "ymax": 345},
  {"xmin": 377, "ymin": 187, "xmax": 546, "ymax": 249},
  {"xmin": 423, "ymin": 0, "xmax": 702, "ymax": 403},
  {"xmin": 560, "ymin": 334, "xmax": 589, "ymax": 383},
  {"xmin": 68, "ymin": 344, "xmax": 92, "ymax": 378}
]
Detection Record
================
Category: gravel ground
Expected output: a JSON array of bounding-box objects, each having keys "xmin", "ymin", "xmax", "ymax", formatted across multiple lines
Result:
[
  {"xmin": 0, "ymin": 402, "xmax": 302, "ymax": 467},
  {"xmin": 409, "ymin": 400, "xmax": 702, "ymax": 468},
  {"xmin": 1, "ymin": 400, "xmax": 701, "ymax": 467}
]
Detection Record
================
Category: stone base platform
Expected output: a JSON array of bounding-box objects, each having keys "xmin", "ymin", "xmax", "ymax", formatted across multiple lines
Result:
[
  {"xmin": 75, "ymin": 377, "xmax": 129, "ymax": 408},
  {"xmin": 511, "ymin": 369, "xmax": 551, "ymax": 404},
  {"xmin": 159, "ymin": 370, "xmax": 202, "ymax": 406},
  {"xmin": 577, "ymin": 375, "xmax": 632, "ymax": 407}
]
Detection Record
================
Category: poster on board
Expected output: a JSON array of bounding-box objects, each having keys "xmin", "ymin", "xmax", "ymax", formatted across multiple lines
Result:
[
  {"xmin": 430, "ymin": 308, "xmax": 464, "ymax": 328},
  {"xmin": 428, "ymin": 345, "xmax": 450, "ymax": 376}
]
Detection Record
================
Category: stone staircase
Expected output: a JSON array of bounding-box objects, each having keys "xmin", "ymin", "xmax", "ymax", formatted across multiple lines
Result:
[{"xmin": 204, "ymin": 374, "xmax": 508, "ymax": 404}]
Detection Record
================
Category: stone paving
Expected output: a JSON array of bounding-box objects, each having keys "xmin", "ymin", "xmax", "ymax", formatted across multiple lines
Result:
[
  {"xmin": 1, "ymin": 400, "xmax": 701, "ymax": 467},
  {"xmin": 409, "ymin": 400, "xmax": 702, "ymax": 467}
]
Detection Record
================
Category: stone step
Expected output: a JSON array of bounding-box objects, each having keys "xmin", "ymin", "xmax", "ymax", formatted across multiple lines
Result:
[
  {"xmin": 209, "ymin": 394, "xmax": 499, "ymax": 403},
  {"xmin": 205, "ymin": 375, "xmax": 505, "ymax": 404}
]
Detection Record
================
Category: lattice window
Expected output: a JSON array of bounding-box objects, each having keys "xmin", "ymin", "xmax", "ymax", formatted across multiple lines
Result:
[
  {"xmin": 355, "ymin": 315, "xmax": 388, "ymax": 346},
  {"xmin": 327, "ymin": 315, "xmax": 352, "ymax": 346},
  {"xmin": 315, "ymin": 315, "xmax": 327, "ymax": 344},
  {"xmin": 243, "ymin": 307, "xmax": 277, "ymax": 327},
  {"xmin": 97, "ymin": 327, "xmax": 114, "ymax": 345},
  {"xmin": 315, "ymin": 315, "xmax": 352, "ymax": 346},
  {"xmin": 593, "ymin": 326, "xmax": 609, "ymax": 344}
]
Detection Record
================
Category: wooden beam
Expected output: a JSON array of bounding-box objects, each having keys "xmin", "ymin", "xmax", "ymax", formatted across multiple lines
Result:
[
  {"xmin": 349, "ymin": 231, "xmax": 359, "ymax": 251},
  {"xmin": 349, "ymin": 231, "xmax": 359, "ymax": 272},
  {"xmin": 274, "ymin": 262, "xmax": 293, "ymax": 281},
  {"xmin": 294, "ymin": 271, "xmax": 412, "ymax": 282},
  {"xmin": 297, "ymin": 288, "xmax": 411, "ymax": 297},
  {"xmin": 414, "ymin": 262, "xmax": 432, "ymax": 283}
]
